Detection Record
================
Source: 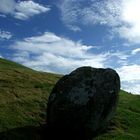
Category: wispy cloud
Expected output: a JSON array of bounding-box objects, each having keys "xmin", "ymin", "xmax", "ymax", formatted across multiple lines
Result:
[
  {"xmin": 0, "ymin": 14, "xmax": 6, "ymax": 18},
  {"xmin": 0, "ymin": 0, "xmax": 16, "ymax": 14},
  {"xmin": 0, "ymin": 0, "xmax": 50, "ymax": 20},
  {"xmin": 131, "ymin": 48, "xmax": 140, "ymax": 55},
  {"xmin": 0, "ymin": 54, "xmax": 3, "ymax": 58},
  {"xmin": 58, "ymin": 0, "xmax": 121, "ymax": 29},
  {"xmin": 58, "ymin": 0, "xmax": 140, "ymax": 44},
  {"xmin": 108, "ymin": 51, "xmax": 129, "ymax": 60},
  {"xmin": 0, "ymin": 29, "xmax": 12, "ymax": 40}
]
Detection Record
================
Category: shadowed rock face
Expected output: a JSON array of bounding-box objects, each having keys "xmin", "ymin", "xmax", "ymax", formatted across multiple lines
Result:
[{"xmin": 47, "ymin": 67, "xmax": 120, "ymax": 139}]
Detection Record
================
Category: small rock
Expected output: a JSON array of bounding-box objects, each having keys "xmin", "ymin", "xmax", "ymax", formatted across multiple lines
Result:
[{"xmin": 47, "ymin": 67, "xmax": 120, "ymax": 139}]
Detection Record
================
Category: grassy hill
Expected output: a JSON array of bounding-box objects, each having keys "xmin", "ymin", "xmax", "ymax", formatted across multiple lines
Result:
[{"xmin": 0, "ymin": 58, "xmax": 140, "ymax": 140}]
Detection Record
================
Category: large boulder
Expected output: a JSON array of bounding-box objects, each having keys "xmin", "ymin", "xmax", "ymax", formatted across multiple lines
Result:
[{"xmin": 47, "ymin": 67, "xmax": 120, "ymax": 139}]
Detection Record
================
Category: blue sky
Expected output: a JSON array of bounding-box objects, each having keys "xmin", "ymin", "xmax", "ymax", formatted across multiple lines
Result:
[{"xmin": 0, "ymin": 0, "xmax": 140, "ymax": 94}]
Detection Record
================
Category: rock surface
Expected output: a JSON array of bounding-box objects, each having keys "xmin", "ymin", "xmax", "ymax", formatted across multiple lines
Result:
[{"xmin": 47, "ymin": 67, "xmax": 120, "ymax": 139}]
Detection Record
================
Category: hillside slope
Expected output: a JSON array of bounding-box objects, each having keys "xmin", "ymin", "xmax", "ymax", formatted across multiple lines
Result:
[{"xmin": 0, "ymin": 58, "xmax": 140, "ymax": 140}]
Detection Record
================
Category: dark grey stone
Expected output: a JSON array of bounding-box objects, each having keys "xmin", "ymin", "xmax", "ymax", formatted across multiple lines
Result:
[{"xmin": 47, "ymin": 67, "xmax": 120, "ymax": 139}]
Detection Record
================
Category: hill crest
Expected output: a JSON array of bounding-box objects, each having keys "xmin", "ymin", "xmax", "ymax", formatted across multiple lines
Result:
[{"xmin": 0, "ymin": 58, "xmax": 139, "ymax": 140}]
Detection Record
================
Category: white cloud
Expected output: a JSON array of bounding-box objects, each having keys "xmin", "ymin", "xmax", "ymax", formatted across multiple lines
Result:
[
  {"xmin": 117, "ymin": 65, "xmax": 140, "ymax": 94},
  {"xmin": 14, "ymin": 53, "xmax": 106, "ymax": 74},
  {"xmin": 82, "ymin": 0, "xmax": 122, "ymax": 26},
  {"xmin": 131, "ymin": 48, "xmax": 140, "ymax": 55},
  {"xmin": 0, "ymin": 0, "xmax": 50, "ymax": 20},
  {"xmin": 10, "ymin": 32, "xmax": 108, "ymax": 73},
  {"xmin": 58, "ymin": 0, "xmax": 122, "ymax": 29},
  {"xmin": 12, "ymin": 32, "xmax": 99, "ymax": 59},
  {"xmin": 67, "ymin": 25, "xmax": 81, "ymax": 32},
  {"xmin": 0, "ymin": 14, "xmax": 6, "ymax": 18},
  {"xmin": 0, "ymin": 30, "xmax": 12, "ymax": 40},
  {"xmin": 8, "ymin": 32, "xmax": 139, "ymax": 94},
  {"xmin": 0, "ymin": 0, "xmax": 15, "ymax": 14},
  {"xmin": 108, "ymin": 51, "xmax": 129, "ymax": 60},
  {"xmin": 120, "ymin": 0, "xmax": 140, "ymax": 43},
  {"xmin": 58, "ymin": 0, "xmax": 140, "ymax": 44},
  {"xmin": 0, "ymin": 55, "xmax": 3, "ymax": 58},
  {"xmin": 14, "ymin": 1, "xmax": 50, "ymax": 20},
  {"xmin": 117, "ymin": 65, "xmax": 140, "ymax": 82},
  {"xmin": 121, "ymin": 83, "xmax": 140, "ymax": 95}
]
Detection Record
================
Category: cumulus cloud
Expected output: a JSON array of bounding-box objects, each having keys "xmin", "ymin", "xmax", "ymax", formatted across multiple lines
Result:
[
  {"xmin": 117, "ymin": 65, "xmax": 140, "ymax": 82},
  {"xmin": 0, "ymin": 0, "xmax": 50, "ymax": 20},
  {"xmin": 117, "ymin": 65, "xmax": 140, "ymax": 94},
  {"xmin": 118, "ymin": 0, "xmax": 140, "ymax": 43},
  {"xmin": 14, "ymin": 1, "xmax": 50, "ymax": 20},
  {"xmin": 0, "ymin": 29, "xmax": 12, "ymax": 40},
  {"xmin": 122, "ymin": 84, "xmax": 140, "ymax": 95},
  {"xmin": 10, "ymin": 32, "xmax": 107, "ymax": 73},
  {"xmin": 58, "ymin": 0, "xmax": 140, "ymax": 44}
]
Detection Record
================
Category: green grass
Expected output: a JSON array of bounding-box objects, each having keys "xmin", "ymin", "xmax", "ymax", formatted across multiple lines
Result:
[
  {"xmin": 94, "ymin": 90, "xmax": 140, "ymax": 140},
  {"xmin": 0, "ymin": 58, "xmax": 140, "ymax": 140}
]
